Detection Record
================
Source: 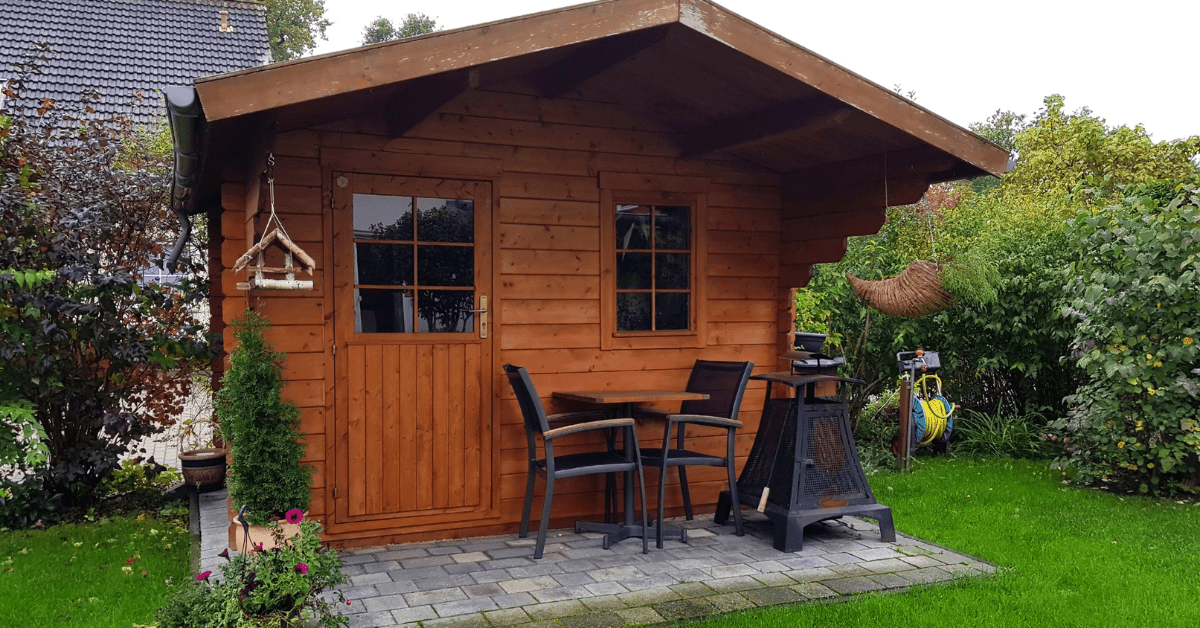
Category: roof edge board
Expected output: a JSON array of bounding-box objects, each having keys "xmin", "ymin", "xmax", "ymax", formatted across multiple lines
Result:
[
  {"xmin": 678, "ymin": 0, "xmax": 1009, "ymax": 177},
  {"xmin": 194, "ymin": 0, "xmax": 682, "ymax": 122}
]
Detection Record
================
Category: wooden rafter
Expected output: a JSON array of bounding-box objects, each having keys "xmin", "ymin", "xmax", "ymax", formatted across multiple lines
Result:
[
  {"xmin": 529, "ymin": 27, "xmax": 668, "ymax": 99},
  {"xmin": 386, "ymin": 70, "xmax": 474, "ymax": 139},
  {"xmin": 679, "ymin": 97, "xmax": 849, "ymax": 159}
]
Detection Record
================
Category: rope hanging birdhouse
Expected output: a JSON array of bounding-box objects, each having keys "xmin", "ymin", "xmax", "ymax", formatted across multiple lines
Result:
[{"xmin": 234, "ymin": 154, "xmax": 316, "ymax": 291}]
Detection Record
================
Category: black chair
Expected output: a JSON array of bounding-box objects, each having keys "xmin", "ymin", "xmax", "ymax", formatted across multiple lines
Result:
[
  {"xmin": 638, "ymin": 359, "xmax": 753, "ymax": 547},
  {"xmin": 503, "ymin": 364, "xmax": 649, "ymax": 559}
]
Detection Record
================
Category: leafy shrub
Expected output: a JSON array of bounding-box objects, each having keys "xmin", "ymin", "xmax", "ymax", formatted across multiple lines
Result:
[
  {"xmin": 1053, "ymin": 184, "xmax": 1200, "ymax": 494},
  {"xmin": 0, "ymin": 469, "xmax": 61, "ymax": 529},
  {"xmin": 952, "ymin": 409, "xmax": 1052, "ymax": 459},
  {"xmin": 100, "ymin": 459, "xmax": 182, "ymax": 512},
  {"xmin": 216, "ymin": 311, "xmax": 312, "ymax": 525}
]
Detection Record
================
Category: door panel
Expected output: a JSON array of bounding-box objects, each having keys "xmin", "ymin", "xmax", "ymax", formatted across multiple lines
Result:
[{"xmin": 333, "ymin": 173, "xmax": 492, "ymax": 526}]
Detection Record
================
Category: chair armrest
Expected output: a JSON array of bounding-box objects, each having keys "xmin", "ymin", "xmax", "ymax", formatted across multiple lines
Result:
[
  {"xmin": 544, "ymin": 417, "xmax": 634, "ymax": 440},
  {"xmin": 667, "ymin": 414, "xmax": 743, "ymax": 430},
  {"xmin": 546, "ymin": 411, "xmax": 608, "ymax": 423}
]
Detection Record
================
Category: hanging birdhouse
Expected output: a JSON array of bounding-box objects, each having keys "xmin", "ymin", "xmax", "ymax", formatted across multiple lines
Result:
[{"xmin": 234, "ymin": 227, "xmax": 316, "ymax": 291}]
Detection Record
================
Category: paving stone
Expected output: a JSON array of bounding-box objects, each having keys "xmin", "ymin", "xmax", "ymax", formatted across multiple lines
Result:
[
  {"xmin": 342, "ymin": 553, "xmax": 384, "ymax": 565},
  {"xmin": 346, "ymin": 613, "xmax": 400, "ymax": 628},
  {"xmin": 744, "ymin": 585, "xmax": 805, "ymax": 606},
  {"xmin": 709, "ymin": 563, "xmax": 759, "ymax": 579},
  {"xmin": 558, "ymin": 611, "xmax": 627, "ymax": 628},
  {"xmin": 669, "ymin": 557, "xmax": 722, "ymax": 571},
  {"xmin": 488, "ymin": 557, "xmax": 538, "ymax": 569},
  {"xmin": 350, "ymin": 572, "xmax": 395, "ymax": 587},
  {"xmin": 375, "ymin": 548, "xmax": 432, "ymax": 561},
  {"xmin": 556, "ymin": 558, "xmax": 600, "ymax": 573},
  {"xmin": 668, "ymin": 582, "xmax": 715, "ymax": 598},
  {"xmin": 363, "ymin": 560, "xmax": 402, "ymax": 574},
  {"xmin": 615, "ymin": 588, "xmax": 680, "ymax": 606},
  {"xmin": 823, "ymin": 576, "xmax": 881, "ymax": 595},
  {"xmin": 783, "ymin": 567, "xmax": 838, "ymax": 582},
  {"xmin": 751, "ymin": 572, "xmax": 796, "ymax": 587},
  {"xmin": 458, "ymin": 540, "xmax": 512, "ymax": 552},
  {"xmin": 849, "ymin": 547, "xmax": 903, "ymax": 561},
  {"xmin": 390, "ymin": 604, "xmax": 438, "ymax": 624},
  {"xmin": 483, "ymin": 607, "xmax": 533, "ymax": 625},
  {"xmin": 415, "ymin": 573, "xmax": 479, "ymax": 591},
  {"xmin": 707, "ymin": 575, "xmax": 761, "ymax": 593},
  {"xmin": 428, "ymin": 545, "xmax": 465, "ymax": 556},
  {"xmin": 553, "ymin": 571, "xmax": 596, "ymax": 587},
  {"xmin": 584, "ymin": 581, "xmax": 628, "ymax": 596},
  {"xmin": 363, "ymin": 593, "xmax": 411, "ymax": 613},
  {"xmin": 404, "ymin": 587, "xmax": 468, "ymax": 606},
  {"xmin": 862, "ymin": 558, "xmax": 912, "ymax": 574},
  {"xmin": 401, "ymin": 555, "xmax": 455, "ymax": 568},
  {"xmin": 375, "ymin": 580, "xmax": 420, "ymax": 596},
  {"xmin": 532, "ymin": 585, "xmax": 596, "ymax": 603},
  {"xmin": 753, "ymin": 560, "xmax": 790, "ymax": 573},
  {"xmin": 390, "ymin": 566, "xmax": 452, "ymax": 581},
  {"xmin": 525, "ymin": 599, "xmax": 589, "ymax": 620},
  {"xmin": 445, "ymin": 562, "xmax": 486, "ymax": 576},
  {"xmin": 707, "ymin": 592, "xmax": 756, "ymax": 612},
  {"xmin": 452, "ymin": 551, "xmax": 489, "ymax": 563},
  {"xmin": 615, "ymin": 606, "xmax": 664, "ymax": 626},
  {"xmin": 488, "ymin": 546, "xmax": 538, "ymax": 559},
  {"xmin": 870, "ymin": 572, "xmax": 911, "ymax": 590},
  {"xmin": 590, "ymin": 565, "xmax": 644, "ymax": 582},
  {"xmin": 899, "ymin": 566, "xmax": 954, "ymax": 585},
  {"xmin": 899, "ymin": 555, "xmax": 943, "ymax": 568},
  {"xmin": 790, "ymin": 581, "xmax": 839, "ymax": 600},
  {"xmin": 653, "ymin": 597, "xmax": 717, "ymax": 621},
  {"xmin": 580, "ymin": 594, "xmax": 627, "ymax": 611},
  {"xmin": 423, "ymin": 611, "xmax": 490, "ymax": 628},
  {"xmin": 434, "ymin": 597, "xmax": 499, "ymax": 617},
  {"xmin": 506, "ymin": 563, "xmax": 567, "ymax": 578},
  {"xmin": 470, "ymin": 570, "xmax": 515, "ymax": 585},
  {"xmin": 500, "ymin": 575, "xmax": 560, "ymax": 594},
  {"xmin": 827, "ymin": 563, "xmax": 876, "ymax": 577}
]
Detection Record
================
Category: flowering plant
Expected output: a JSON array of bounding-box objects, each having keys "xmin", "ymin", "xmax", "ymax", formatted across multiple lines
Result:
[{"xmin": 158, "ymin": 511, "xmax": 349, "ymax": 627}]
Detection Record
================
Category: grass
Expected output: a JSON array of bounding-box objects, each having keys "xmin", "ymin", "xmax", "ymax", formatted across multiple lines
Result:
[
  {"xmin": 0, "ymin": 511, "xmax": 190, "ymax": 626},
  {"xmin": 691, "ymin": 456, "xmax": 1200, "ymax": 627}
]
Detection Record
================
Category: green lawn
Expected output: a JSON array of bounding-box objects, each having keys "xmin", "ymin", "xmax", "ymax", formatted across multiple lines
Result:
[
  {"xmin": 693, "ymin": 457, "xmax": 1200, "ymax": 627},
  {"xmin": 0, "ymin": 513, "xmax": 190, "ymax": 627}
]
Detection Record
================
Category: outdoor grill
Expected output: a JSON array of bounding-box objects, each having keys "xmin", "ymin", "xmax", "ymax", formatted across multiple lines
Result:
[{"xmin": 716, "ymin": 372, "xmax": 895, "ymax": 552}]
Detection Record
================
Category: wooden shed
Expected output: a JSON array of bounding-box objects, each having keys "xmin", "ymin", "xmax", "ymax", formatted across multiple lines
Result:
[{"xmin": 166, "ymin": 0, "xmax": 1008, "ymax": 547}]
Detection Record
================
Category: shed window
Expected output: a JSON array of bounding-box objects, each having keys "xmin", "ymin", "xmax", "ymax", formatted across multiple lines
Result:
[{"xmin": 615, "ymin": 204, "xmax": 691, "ymax": 331}]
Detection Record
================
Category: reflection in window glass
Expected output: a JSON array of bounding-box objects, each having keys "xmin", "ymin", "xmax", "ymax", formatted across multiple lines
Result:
[
  {"xmin": 352, "ymin": 193, "xmax": 475, "ymax": 333},
  {"xmin": 614, "ymin": 202, "xmax": 692, "ymax": 332}
]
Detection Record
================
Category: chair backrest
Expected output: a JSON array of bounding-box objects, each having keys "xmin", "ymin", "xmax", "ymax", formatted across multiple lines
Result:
[
  {"xmin": 679, "ymin": 360, "xmax": 754, "ymax": 420},
  {"xmin": 503, "ymin": 364, "xmax": 551, "ymax": 437}
]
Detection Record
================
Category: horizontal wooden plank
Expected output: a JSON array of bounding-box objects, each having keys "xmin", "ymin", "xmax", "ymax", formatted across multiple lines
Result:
[
  {"xmin": 271, "ymin": 155, "xmax": 323, "ymax": 188},
  {"xmin": 708, "ymin": 230, "xmax": 779, "ymax": 256},
  {"xmin": 300, "ymin": 433, "xmax": 325, "ymax": 462},
  {"xmin": 708, "ymin": 207, "xmax": 779, "ymax": 232},
  {"xmin": 500, "ymin": 299, "xmax": 601, "ymax": 325},
  {"xmin": 498, "ymin": 275, "xmax": 598, "ymax": 300},
  {"xmin": 497, "ymin": 345, "xmax": 776, "ymax": 375},
  {"xmin": 499, "ymin": 172, "xmax": 600, "ymax": 202},
  {"xmin": 451, "ymin": 88, "xmax": 673, "ymax": 133},
  {"xmin": 282, "ymin": 379, "xmax": 324, "ymax": 408},
  {"xmin": 320, "ymin": 146, "xmax": 503, "ymax": 179},
  {"xmin": 499, "ymin": 224, "xmax": 599, "ymax": 251},
  {"xmin": 781, "ymin": 207, "xmax": 886, "ymax": 241},
  {"xmin": 708, "ymin": 276, "xmax": 777, "ymax": 300},
  {"xmin": 779, "ymin": 263, "xmax": 814, "ymax": 288},
  {"xmin": 308, "ymin": 460, "xmax": 326, "ymax": 489},
  {"xmin": 283, "ymin": 351, "xmax": 325, "ymax": 381},
  {"xmin": 706, "ymin": 299, "xmax": 776, "ymax": 323},
  {"xmin": 299, "ymin": 406, "xmax": 325, "ymax": 436},
  {"xmin": 263, "ymin": 324, "xmax": 325, "ymax": 353},
  {"xmin": 708, "ymin": 186, "xmax": 779, "ymax": 210},
  {"xmin": 706, "ymin": 253, "xmax": 776, "ymax": 278},
  {"xmin": 271, "ymin": 185, "xmax": 324, "ymax": 215},
  {"xmin": 707, "ymin": 321, "xmax": 777, "ymax": 346},
  {"xmin": 499, "ymin": 198, "xmax": 599, "ymax": 227},
  {"xmin": 499, "ymin": 249, "xmax": 599, "ymax": 276},
  {"xmin": 411, "ymin": 113, "xmax": 681, "ymax": 157},
  {"xmin": 500, "ymin": 324, "xmax": 597, "ymax": 350},
  {"xmin": 780, "ymin": 238, "xmax": 848, "ymax": 265}
]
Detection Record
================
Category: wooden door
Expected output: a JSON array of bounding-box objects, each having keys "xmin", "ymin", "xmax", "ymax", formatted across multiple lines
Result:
[{"xmin": 332, "ymin": 173, "xmax": 493, "ymax": 528}]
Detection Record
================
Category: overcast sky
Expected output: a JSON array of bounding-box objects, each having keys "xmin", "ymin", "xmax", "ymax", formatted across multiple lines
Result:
[{"xmin": 311, "ymin": 0, "xmax": 1199, "ymax": 143}]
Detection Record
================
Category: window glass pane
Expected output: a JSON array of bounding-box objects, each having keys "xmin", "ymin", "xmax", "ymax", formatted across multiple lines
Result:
[
  {"xmin": 617, "ymin": 293, "xmax": 651, "ymax": 331},
  {"xmin": 655, "ymin": 253, "xmax": 689, "ymax": 290},
  {"xmin": 616, "ymin": 205, "xmax": 651, "ymax": 250},
  {"xmin": 654, "ymin": 205, "xmax": 690, "ymax": 250},
  {"xmin": 656, "ymin": 293, "xmax": 689, "ymax": 330},
  {"xmin": 417, "ymin": 245, "xmax": 473, "ymax": 287},
  {"xmin": 616, "ymin": 252, "xmax": 651, "ymax": 289},
  {"xmin": 417, "ymin": 198, "xmax": 474, "ymax": 243},
  {"xmin": 356, "ymin": 243, "xmax": 413, "ymax": 286},
  {"xmin": 354, "ymin": 194, "xmax": 413, "ymax": 240},
  {"xmin": 357, "ymin": 289, "xmax": 413, "ymax": 333},
  {"xmin": 416, "ymin": 290, "xmax": 474, "ymax": 332}
]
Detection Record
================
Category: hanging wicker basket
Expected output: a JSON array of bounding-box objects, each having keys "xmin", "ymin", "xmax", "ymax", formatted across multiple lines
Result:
[{"xmin": 846, "ymin": 259, "xmax": 952, "ymax": 317}]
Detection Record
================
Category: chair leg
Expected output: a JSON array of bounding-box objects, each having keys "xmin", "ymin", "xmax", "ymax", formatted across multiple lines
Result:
[
  {"xmin": 535, "ymin": 474, "xmax": 555, "ymax": 559},
  {"xmin": 726, "ymin": 460, "xmax": 744, "ymax": 537},
  {"xmin": 520, "ymin": 464, "xmax": 536, "ymax": 538},
  {"xmin": 678, "ymin": 467, "xmax": 694, "ymax": 520},
  {"xmin": 656, "ymin": 464, "xmax": 669, "ymax": 549}
]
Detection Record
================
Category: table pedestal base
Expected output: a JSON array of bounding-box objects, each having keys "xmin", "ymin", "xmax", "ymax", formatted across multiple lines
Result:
[{"xmin": 575, "ymin": 522, "xmax": 686, "ymax": 549}]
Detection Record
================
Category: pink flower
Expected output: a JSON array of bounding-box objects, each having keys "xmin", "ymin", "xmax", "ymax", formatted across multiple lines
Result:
[
  {"xmin": 196, "ymin": 570, "xmax": 212, "ymax": 581},
  {"xmin": 253, "ymin": 543, "xmax": 263, "ymax": 552},
  {"xmin": 285, "ymin": 509, "xmax": 304, "ymax": 525},
  {"xmin": 293, "ymin": 563, "xmax": 308, "ymax": 575}
]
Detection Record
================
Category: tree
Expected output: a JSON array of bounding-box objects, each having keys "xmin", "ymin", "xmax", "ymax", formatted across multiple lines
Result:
[
  {"xmin": 361, "ymin": 12, "xmax": 439, "ymax": 46},
  {"xmin": 0, "ymin": 76, "xmax": 213, "ymax": 516},
  {"xmin": 265, "ymin": 0, "xmax": 331, "ymax": 62}
]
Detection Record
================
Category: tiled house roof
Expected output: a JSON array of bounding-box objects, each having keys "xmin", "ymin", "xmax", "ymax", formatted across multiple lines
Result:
[{"xmin": 0, "ymin": 0, "xmax": 269, "ymax": 127}]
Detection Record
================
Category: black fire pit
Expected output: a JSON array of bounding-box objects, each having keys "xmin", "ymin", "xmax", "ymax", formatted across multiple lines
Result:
[{"xmin": 716, "ymin": 372, "xmax": 895, "ymax": 552}]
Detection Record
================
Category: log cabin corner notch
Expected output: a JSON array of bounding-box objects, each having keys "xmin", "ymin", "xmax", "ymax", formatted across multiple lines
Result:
[{"xmin": 169, "ymin": 0, "xmax": 1009, "ymax": 547}]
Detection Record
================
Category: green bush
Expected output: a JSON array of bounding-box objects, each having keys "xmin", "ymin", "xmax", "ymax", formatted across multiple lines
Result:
[
  {"xmin": 1053, "ymin": 184, "xmax": 1200, "ymax": 494},
  {"xmin": 216, "ymin": 311, "xmax": 312, "ymax": 525}
]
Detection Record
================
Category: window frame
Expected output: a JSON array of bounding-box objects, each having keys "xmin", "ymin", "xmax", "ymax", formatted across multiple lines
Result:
[{"xmin": 599, "ymin": 173, "xmax": 709, "ymax": 350}]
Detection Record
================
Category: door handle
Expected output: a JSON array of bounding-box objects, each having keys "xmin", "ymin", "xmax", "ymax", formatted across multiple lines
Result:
[{"xmin": 462, "ymin": 296, "xmax": 487, "ymax": 338}]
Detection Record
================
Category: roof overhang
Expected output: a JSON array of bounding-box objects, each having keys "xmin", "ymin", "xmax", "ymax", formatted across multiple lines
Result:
[{"xmin": 181, "ymin": 0, "xmax": 1008, "ymax": 218}]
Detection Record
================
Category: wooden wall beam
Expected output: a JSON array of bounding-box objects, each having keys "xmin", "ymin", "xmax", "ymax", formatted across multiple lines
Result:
[
  {"xmin": 781, "ymin": 206, "xmax": 887, "ymax": 241},
  {"xmin": 680, "ymin": 97, "xmax": 848, "ymax": 159},
  {"xmin": 783, "ymin": 145, "xmax": 955, "ymax": 195},
  {"xmin": 779, "ymin": 237, "xmax": 847, "ymax": 266},
  {"xmin": 386, "ymin": 71, "xmax": 473, "ymax": 139},
  {"xmin": 532, "ymin": 28, "xmax": 668, "ymax": 99},
  {"xmin": 782, "ymin": 174, "xmax": 930, "ymax": 219}
]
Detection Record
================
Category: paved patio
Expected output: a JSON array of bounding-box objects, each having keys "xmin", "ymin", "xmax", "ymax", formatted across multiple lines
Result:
[{"xmin": 196, "ymin": 490, "xmax": 994, "ymax": 628}]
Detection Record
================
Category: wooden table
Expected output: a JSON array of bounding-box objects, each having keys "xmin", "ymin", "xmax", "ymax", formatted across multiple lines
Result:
[{"xmin": 551, "ymin": 389, "xmax": 709, "ymax": 550}]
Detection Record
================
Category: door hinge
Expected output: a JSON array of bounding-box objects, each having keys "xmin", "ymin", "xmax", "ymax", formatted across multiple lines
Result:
[
  {"xmin": 332, "ymin": 488, "xmax": 339, "ymax": 499},
  {"xmin": 332, "ymin": 344, "xmax": 337, "ymax": 356}
]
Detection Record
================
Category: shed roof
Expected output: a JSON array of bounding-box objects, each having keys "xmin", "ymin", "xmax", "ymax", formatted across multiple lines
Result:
[
  {"xmin": 183, "ymin": 0, "xmax": 1008, "ymax": 211},
  {"xmin": 0, "ymin": 0, "xmax": 268, "ymax": 127}
]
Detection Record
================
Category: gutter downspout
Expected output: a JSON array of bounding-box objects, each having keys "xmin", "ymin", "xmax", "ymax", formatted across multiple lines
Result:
[{"xmin": 163, "ymin": 85, "xmax": 204, "ymax": 271}]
